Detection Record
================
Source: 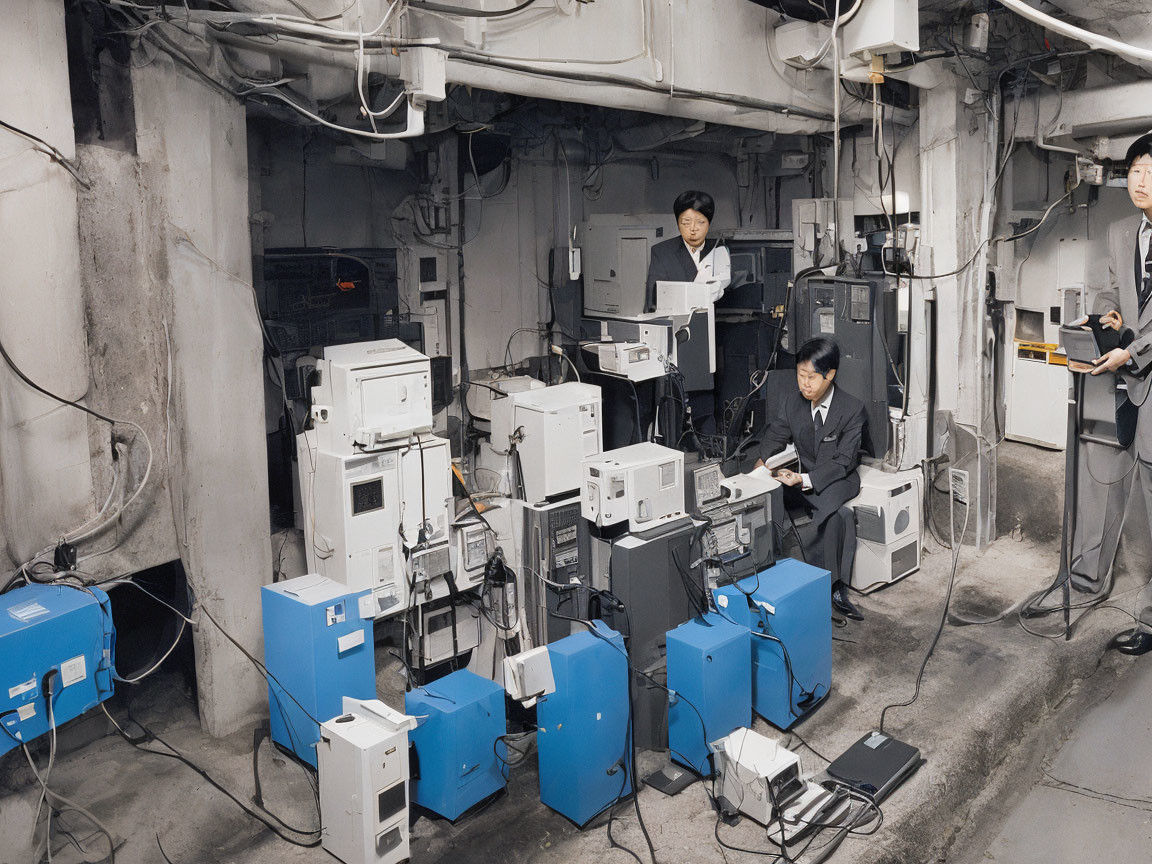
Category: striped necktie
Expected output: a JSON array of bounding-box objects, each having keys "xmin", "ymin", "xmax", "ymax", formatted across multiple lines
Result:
[{"xmin": 1141, "ymin": 223, "xmax": 1152, "ymax": 312}]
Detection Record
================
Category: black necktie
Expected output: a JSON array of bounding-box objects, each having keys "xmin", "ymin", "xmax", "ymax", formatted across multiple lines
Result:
[
  {"xmin": 1140, "ymin": 228, "xmax": 1152, "ymax": 312},
  {"xmin": 813, "ymin": 408, "xmax": 825, "ymax": 439}
]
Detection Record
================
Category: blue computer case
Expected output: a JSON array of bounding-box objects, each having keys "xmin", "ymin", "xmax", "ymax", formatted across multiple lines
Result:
[
  {"xmin": 261, "ymin": 575, "xmax": 375, "ymax": 768},
  {"xmin": 0, "ymin": 584, "xmax": 115, "ymax": 755},
  {"xmin": 405, "ymin": 668, "xmax": 507, "ymax": 821},
  {"xmin": 712, "ymin": 559, "xmax": 831, "ymax": 730},
  {"xmin": 537, "ymin": 621, "xmax": 631, "ymax": 826},
  {"xmin": 666, "ymin": 612, "xmax": 751, "ymax": 776}
]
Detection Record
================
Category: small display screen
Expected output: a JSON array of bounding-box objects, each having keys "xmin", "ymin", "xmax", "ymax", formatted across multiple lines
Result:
[{"xmin": 351, "ymin": 478, "xmax": 384, "ymax": 515}]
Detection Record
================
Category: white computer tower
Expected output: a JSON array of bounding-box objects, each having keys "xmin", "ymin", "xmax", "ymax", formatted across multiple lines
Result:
[
  {"xmin": 298, "ymin": 433, "xmax": 453, "ymax": 617},
  {"xmin": 489, "ymin": 382, "xmax": 604, "ymax": 503},
  {"xmin": 581, "ymin": 443, "xmax": 686, "ymax": 533},
  {"xmin": 318, "ymin": 699, "xmax": 416, "ymax": 864},
  {"xmin": 848, "ymin": 464, "xmax": 923, "ymax": 593},
  {"xmin": 309, "ymin": 339, "xmax": 433, "ymax": 453}
]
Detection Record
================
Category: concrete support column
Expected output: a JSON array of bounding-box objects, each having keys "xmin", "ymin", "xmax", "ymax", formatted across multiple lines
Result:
[
  {"xmin": 920, "ymin": 74, "xmax": 998, "ymax": 548},
  {"xmin": 0, "ymin": 0, "xmax": 95, "ymax": 568},
  {"xmin": 131, "ymin": 56, "xmax": 271, "ymax": 737}
]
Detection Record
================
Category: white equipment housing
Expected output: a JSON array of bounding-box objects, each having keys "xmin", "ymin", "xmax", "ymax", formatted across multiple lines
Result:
[
  {"xmin": 490, "ymin": 382, "xmax": 604, "ymax": 503},
  {"xmin": 298, "ymin": 433, "xmax": 453, "ymax": 617},
  {"xmin": 502, "ymin": 645, "xmax": 556, "ymax": 707},
  {"xmin": 583, "ymin": 341, "xmax": 664, "ymax": 382},
  {"xmin": 581, "ymin": 213, "xmax": 677, "ymax": 317},
  {"xmin": 654, "ymin": 280, "xmax": 717, "ymax": 373},
  {"xmin": 451, "ymin": 515, "xmax": 494, "ymax": 587},
  {"xmin": 417, "ymin": 603, "xmax": 481, "ymax": 666},
  {"xmin": 317, "ymin": 699, "xmax": 417, "ymax": 864},
  {"xmin": 848, "ymin": 464, "xmax": 923, "ymax": 593},
  {"xmin": 581, "ymin": 443, "xmax": 686, "ymax": 533},
  {"xmin": 464, "ymin": 374, "xmax": 545, "ymax": 423},
  {"xmin": 309, "ymin": 339, "xmax": 433, "ymax": 453},
  {"xmin": 712, "ymin": 728, "xmax": 804, "ymax": 827}
]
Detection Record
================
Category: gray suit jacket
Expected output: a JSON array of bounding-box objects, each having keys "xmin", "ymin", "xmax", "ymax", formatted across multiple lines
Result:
[{"xmin": 1107, "ymin": 218, "xmax": 1152, "ymax": 429}]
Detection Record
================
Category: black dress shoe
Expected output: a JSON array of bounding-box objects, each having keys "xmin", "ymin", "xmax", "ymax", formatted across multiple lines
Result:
[
  {"xmin": 1108, "ymin": 629, "xmax": 1152, "ymax": 655},
  {"xmin": 831, "ymin": 584, "xmax": 863, "ymax": 621}
]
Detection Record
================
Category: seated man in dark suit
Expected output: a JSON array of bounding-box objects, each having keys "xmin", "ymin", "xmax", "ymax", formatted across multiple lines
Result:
[{"xmin": 756, "ymin": 336, "xmax": 867, "ymax": 620}]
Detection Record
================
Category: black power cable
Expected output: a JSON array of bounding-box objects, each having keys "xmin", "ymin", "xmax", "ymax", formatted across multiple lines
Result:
[
  {"xmin": 0, "ymin": 333, "xmax": 114, "ymax": 425},
  {"xmin": 409, "ymin": 0, "xmax": 536, "ymax": 17},
  {"xmin": 106, "ymin": 709, "xmax": 322, "ymax": 847}
]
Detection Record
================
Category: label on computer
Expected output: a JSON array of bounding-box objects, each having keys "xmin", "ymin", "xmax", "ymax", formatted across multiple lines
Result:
[
  {"xmin": 7, "ymin": 677, "xmax": 35, "ymax": 700},
  {"xmin": 7, "ymin": 601, "xmax": 49, "ymax": 623}
]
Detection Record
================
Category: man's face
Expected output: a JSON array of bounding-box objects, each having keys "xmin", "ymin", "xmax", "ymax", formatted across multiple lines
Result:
[
  {"xmin": 1129, "ymin": 154, "xmax": 1152, "ymax": 212},
  {"xmin": 677, "ymin": 208, "xmax": 710, "ymax": 248},
  {"xmin": 797, "ymin": 360, "xmax": 835, "ymax": 404}
]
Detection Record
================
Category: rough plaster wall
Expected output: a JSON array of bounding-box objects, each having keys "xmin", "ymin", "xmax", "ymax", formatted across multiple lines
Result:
[
  {"xmin": 131, "ymin": 55, "xmax": 271, "ymax": 738},
  {"xmin": 75, "ymin": 145, "xmax": 180, "ymax": 580},
  {"xmin": 0, "ymin": 0, "xmax": 95, "ymax": 569},
  {"xmin": 920, "ymin": 73, "xmax": 997, "ymax": 546}
]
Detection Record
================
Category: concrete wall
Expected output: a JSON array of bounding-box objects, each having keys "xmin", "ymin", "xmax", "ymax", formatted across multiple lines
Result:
[
  {"xmin": 131, "ymin": 55, "xmax": 272, "ymax": 737},
  {"xmin": 0, "ymin": 0, "xmax": 94, "ymax": 569}
]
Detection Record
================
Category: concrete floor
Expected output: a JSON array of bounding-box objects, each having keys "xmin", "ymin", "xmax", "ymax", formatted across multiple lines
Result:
[
  {"xmin": 4, "ymin": 444, "xmax": 1151, "ymax": 864},
  {"xmin": 957, "ymin": 652, "xmax": 1152, "ymax": 864}
]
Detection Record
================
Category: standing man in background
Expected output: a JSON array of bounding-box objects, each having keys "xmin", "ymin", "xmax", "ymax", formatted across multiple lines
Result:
[
  {"xmin": 1090, "ymin": 132, "xmax": 1152, "ymax": 655},
  {"xmin": 645, "ymin": 190, "xmax": 730, "ymax": 436}
]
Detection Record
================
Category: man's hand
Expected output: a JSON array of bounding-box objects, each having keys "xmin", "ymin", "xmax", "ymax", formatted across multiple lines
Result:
[
  {"xmin": 1092, "ymin": 347, "xmax": 1132, "ymax": 375},
  {"xmin": 772, "ymin": 468, "xmax": 804, "ymax": 487},
  {"xmin": 1101, "ymin": 310, "xmax": 1124, "ymax": 331}
]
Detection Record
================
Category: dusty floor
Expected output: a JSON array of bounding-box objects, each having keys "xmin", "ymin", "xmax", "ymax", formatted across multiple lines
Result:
[{"xmin": 3, "ymin": 445, "xmax": 1150, "ymax": 864}]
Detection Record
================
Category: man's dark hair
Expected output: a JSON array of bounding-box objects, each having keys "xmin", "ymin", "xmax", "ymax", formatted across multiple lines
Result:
[
  {"xmin": 673, "ymin": 190, "xmax": 715, "ymax": 222},
  {"xmin": 797, "ymin": 336, "xmax": 840, "ymax": 376},
  {"xmin": 1124, "ymin": 133, "xmax": 1152, "ymax": 170}
]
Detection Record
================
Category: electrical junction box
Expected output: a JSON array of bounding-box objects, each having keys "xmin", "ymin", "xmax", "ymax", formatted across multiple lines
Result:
[
  {"xmin": 537, "ymin": 621, "xmax": 631, "ymax": 827},
  {"xmin": 848, "ymin": 464, "xmax": 922, "ymax": 593},
  {"xmin": 404, "ymin": 669, "xmax": 507, "ymax": 821},
  {"xmin": 712, "ymin": 560, "xmax": 831, "ymax": 730},
  {"xmin": 451, "ymin": 515, "xmax": 493, "ymax": 588},
  {"xmin": 309, "ymin": 339, "xmax": 433, "ymax": 453},
  {"xmin": 502, "ymin": 645, "xmax": 556, "ymax": 707},
  {"xmin": 318, "ymin": 699, "xmax": 417, "ymax": 864},
  {"xmin": 842, "ymin": 0, "xmax": 919, "ymax": 58},
  {"xmin": 298, "ymin": 432, "xmax": 453, "ymax": 618},
  {"xmin": 262, "ymin": 575, "xmax": 376, "ymax": 768},
  {"xmin": 666, "ymin": 613, "xmax": 751, "ymax": 777},
  {"xmin": 0, "ymin": 584, "xmax": 115, "ymax": 755},
  {"xmin": 581, "ymin": 443, "xmax": 687, "ymax": 533},
  {"xmin": 489, "ymin": 382, "xmax": 604, "ymax": 503},
  {"xmin": 713, "ymin": 727, "xmax": 804, "ymax": 826}
]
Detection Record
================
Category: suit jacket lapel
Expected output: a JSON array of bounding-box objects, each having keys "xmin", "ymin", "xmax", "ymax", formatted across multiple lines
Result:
[
  {"xmin": 673, "ymin": 241, "xmax": 698, "ymax": 281},
  {"xmin": 1138, "ymin": 233, "xmax": 1152, "ymax": 330}
]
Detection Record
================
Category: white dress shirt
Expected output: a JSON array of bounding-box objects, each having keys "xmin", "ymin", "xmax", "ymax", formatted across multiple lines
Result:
[
  {"xmin": 800, "ymin": 385, "xmax": 835, "ymax": 492},
  {"xmin": 685, "ymin": 241, "xmax": 732, "ymax": 303}
]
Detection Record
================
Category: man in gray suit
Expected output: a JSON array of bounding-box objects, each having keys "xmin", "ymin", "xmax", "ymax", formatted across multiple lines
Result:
[
  {"xmin": 756, "ymin": 336, "xmax": 868, "ymax": 620},
  {"xmin": 1090, "ymin": 132, "xmax": 1152, "ymax": 654}
]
